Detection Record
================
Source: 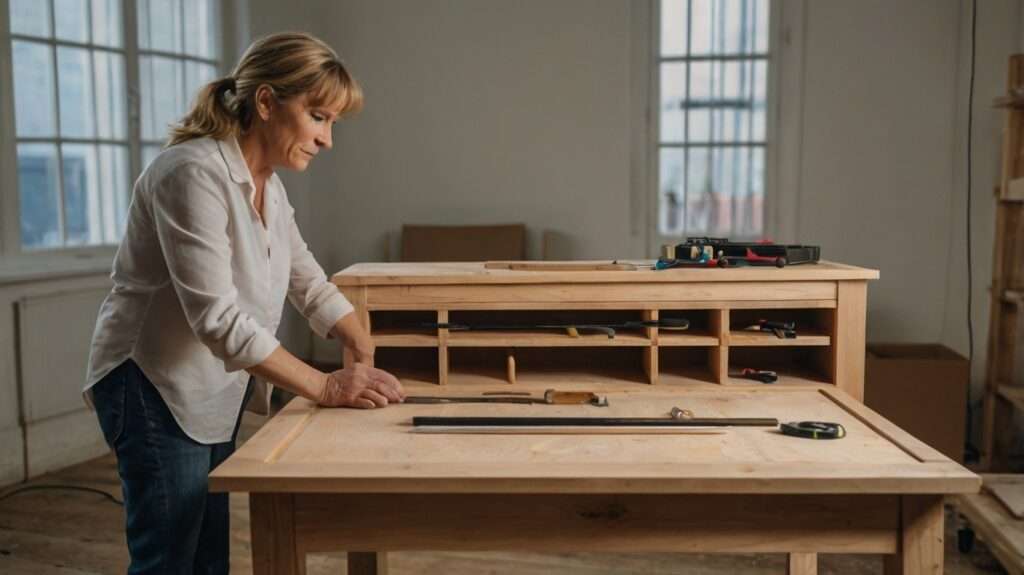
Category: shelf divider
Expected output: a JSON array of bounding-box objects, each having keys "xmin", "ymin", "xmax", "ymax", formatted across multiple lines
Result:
[
  {"xmin": 437, "ymin": 310, "xmax": 449, "ymax": 385},
  {"xmin": 710, "ymin": 308, "xmax": 729, "ymax": 384},
  {"xmin": 643, "ymin": 309, "xmax": 658, "ymax": 384}
]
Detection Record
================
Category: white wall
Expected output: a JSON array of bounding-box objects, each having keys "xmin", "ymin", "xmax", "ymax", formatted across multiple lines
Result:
[{"xmin": 246, "ymin": 0, "xmax": 1016, "ymax": 432}]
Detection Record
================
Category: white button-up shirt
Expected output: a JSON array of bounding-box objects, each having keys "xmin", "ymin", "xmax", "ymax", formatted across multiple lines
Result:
[{"xmin": 84, "ymin": 137, "xmax": 352, "ymax": 443}]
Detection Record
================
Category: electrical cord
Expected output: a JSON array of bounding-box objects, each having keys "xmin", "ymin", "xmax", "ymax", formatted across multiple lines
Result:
[
  {"xmin": 964, "ymin": 0, "xmax": 978, "ymax": 462},
  {"xmin": 0, "ymin": 484, "xmax": 123, "ymax": 506}
]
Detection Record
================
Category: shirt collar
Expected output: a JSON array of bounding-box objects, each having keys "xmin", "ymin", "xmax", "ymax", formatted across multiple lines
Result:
[{"xmin": 216, "ymin": 136, "xmax": 255, "ymax": 187}]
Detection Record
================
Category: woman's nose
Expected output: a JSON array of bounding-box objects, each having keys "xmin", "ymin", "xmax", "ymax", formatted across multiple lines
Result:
[{"xmin": 316, "ymin": 126, "xmax": 333, "ymax": 150}]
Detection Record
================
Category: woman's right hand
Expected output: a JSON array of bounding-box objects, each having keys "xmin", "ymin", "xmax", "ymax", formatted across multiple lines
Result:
[{"xmin": 318, "ymin": 364, "xmax": 405, "ymax": 408}]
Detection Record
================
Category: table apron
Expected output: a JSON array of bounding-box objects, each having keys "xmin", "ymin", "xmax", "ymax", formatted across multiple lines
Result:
[{"xmin": 277, "ymin": 492, "xmax": 900, "ymax": 554}]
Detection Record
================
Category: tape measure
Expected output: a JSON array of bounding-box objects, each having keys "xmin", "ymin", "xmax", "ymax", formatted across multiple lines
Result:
[{"xmin": 780, "ymin": 421, "xmax": 846, "ymax": 440}]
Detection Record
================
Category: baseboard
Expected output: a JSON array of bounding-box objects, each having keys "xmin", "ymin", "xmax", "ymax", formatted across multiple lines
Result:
[{"xmin": 25, "ymin": 409, "xmax": 108, "ymax": 478}]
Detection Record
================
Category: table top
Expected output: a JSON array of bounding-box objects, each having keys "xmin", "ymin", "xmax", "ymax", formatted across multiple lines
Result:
[
  {"xmin": 332, "ymin": 261, "xmax": 880, "ymax": 286},
  {"xmin": 210, "ymin": 384, "xmax": 977, "ymax": 496}
]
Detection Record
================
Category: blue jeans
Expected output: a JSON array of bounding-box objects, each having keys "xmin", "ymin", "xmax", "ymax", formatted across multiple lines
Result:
[{"xmin": 92, "ymin": 359, "xmax": 251, "ymax": 574}]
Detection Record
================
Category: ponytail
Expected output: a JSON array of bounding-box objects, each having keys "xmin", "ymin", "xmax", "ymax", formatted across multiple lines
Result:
[
  {"xmin": 167, "ymin": 76, "xmax": 242, "ymax": 146},
  {"xmin": 167, "ymin": 32, "xmax": 362, "ymax": 147}
]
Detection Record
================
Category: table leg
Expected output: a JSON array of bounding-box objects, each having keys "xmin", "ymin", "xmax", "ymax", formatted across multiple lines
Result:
[
  {"xmin": 787, "ymin": 552, "xmax": 817, "ymax": 574},
  {"xmin": 883, "ymin": 495, "xmax": 944, "ymax": 575},
  {"xmin": 250, "ymin": 493, "xmax": 305, "ymax": 575},
  {"xmin": 348, "ymin": 552, "xmax": 387, "ymax": 575}
]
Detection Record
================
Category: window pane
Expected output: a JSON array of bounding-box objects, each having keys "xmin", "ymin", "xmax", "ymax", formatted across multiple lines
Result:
[
  {"xmin": 58, "ymin": 47, "xmax": 96, "ymax": 138},
  {"xmin": 140, "ymin": 55, "xmax": 185, "ymax": 141},
  {"xmin": 61, "ymin": 143, "xmax": 99, "ymax": 245},
  {"xmin": 660, "ymin": 0, "xmax": 688, "ymax": 57},
  {"xmin": 751, "ymin": 0, "xmax": 769, "ymax": 54},
  {"xmin": 183, "ymin": 0, "xmax": 218, "ymax": 59},
  {"xmin": 659, "ymin": 148, "xmax": 684, "ymax": 235},
  {"xmin": 184, "ymin": 61, "xmax": 217, "ymax": 107},
  {"xmin": 138, "ymin": 0, "xmax": 182, "ymax": 53},
  {"xmin": 659, "ymin": 63, "xmax": 685, "ymax": 143},
  {"xmin": 10, "ymin": 0, "xmax": 51, "ymax": 38},
  {"xmin": 92, "ymin": 0, "xmax": 123, "ymax": 48},
  {"xmin": 687, "ymin": 61, "xmax": 711, "ymax": 141},
  {"xmin": 685, "ymin": 146, "xmax": 709, "ymax": 231},
  {"xmin": 98, "ymin": 145, "xmax": 130, "ymax": 242},
  {"xmin": 54, "ymin": 0, "xmax": 90, "ymax": 43},
  {"xmin": 94, "ymin": 51, "xmax": 127, "ymax": 139},
  {"xmin": 12, "ymin": 41, "xmax": 57, "ymax": 137},
  {"xmin": 751, "ymin": 60, "xmax": 767, "ymax": 141},
  {"xmin": 142, "ymin": 145, "xmax": 162, "ymax": 171},
  {"xmin": 689, "ymin": 0, "xmax": 713, "ymax": 55},
  {"xmin": 18, "ymin": 143, "xmax": 62, "ymax": 249}
]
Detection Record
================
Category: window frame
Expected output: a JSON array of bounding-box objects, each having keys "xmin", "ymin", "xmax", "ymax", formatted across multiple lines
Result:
[
  {"xmin": 643, "ymin": 0, "xmax": 799, "ymax": 253},
  {"xmin": 0, "ymin": 0, "xmax": 240, "ymax": 260}
]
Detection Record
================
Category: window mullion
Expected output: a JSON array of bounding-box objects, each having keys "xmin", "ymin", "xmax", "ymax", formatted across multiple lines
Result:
[
  {"xmin": 0, "ymin": 0, "xmax": 21, "ymax": 254},
  {"xmin": 124, "ymin": 0, "xmax": 143, "ymax": 187},
  {"xmin": 48, "ymin": 0, "xmax": 67, "ymax": 245}
]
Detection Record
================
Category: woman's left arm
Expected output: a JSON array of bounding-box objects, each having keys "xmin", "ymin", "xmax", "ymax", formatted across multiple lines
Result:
[
  {"xmin": 283, "ymin": 202, "xmax": 369, "ymax": 362},
  {"xmin": 330, "ymin": 311, "xmax": 375, "ymax": 367}
]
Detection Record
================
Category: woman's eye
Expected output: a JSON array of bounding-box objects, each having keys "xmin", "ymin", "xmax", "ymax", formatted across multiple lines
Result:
[{"xmin": 311, "ymin": 113, "xmax": 325, "ymax": 122}]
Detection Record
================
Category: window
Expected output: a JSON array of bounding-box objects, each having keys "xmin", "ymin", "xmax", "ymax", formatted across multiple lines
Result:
[
  {"xmin": 137, "ymin": 0, "xmax": 220, "ymax": 168},
  {"xmin": 656, "ymin": 0, "xmax": 771, "ymax": 239},
  {"xmin": 4, "ymin": 0, "xmax": 223, "ymax": 252}
]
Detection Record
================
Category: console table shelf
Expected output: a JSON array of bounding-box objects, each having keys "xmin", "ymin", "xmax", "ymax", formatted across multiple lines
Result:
[{"xmin": 332, "ymin": 260, "xmax": 878, "ymax": 400}]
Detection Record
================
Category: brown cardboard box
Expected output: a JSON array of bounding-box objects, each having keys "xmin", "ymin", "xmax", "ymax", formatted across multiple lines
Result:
[{"xmin": 864, "ymin": 343, "xmax": 968, "ymax": 463}]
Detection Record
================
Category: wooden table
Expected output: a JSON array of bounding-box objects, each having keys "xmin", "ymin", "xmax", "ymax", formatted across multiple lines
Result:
[{"xmin": 210, "ymin": 384, "xmax": 979, "ymax": 574}]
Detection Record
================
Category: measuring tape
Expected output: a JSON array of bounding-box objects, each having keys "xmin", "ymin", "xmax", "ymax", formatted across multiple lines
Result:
[{"xmin": 780, "ymin": 421, "xmax": 846, "ymax": 440}]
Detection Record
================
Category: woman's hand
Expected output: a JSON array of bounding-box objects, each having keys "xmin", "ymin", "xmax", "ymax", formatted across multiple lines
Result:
[{"xmin": 318, "ymin": 364, "xmax": 405, "ymax": 408}]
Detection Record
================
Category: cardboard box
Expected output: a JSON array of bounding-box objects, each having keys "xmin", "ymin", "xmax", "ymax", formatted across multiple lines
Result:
[{"xmin": 865, "ymin": 343, "xmax": 968, "ymax": 463}]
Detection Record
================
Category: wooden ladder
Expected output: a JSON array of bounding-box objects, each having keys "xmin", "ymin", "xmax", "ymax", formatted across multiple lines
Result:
[{"xmin": 981, "ymin": 54, "xmax": 1024, "ymax": 470}]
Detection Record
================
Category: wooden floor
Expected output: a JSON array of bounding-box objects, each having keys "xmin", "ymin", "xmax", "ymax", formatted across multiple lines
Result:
[{"xmin": 0, "ymin": 412, "xmax": 1009, "ymax": 574}]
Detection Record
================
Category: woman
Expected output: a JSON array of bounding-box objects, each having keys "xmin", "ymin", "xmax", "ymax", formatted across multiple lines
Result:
[{"xmin": 84, "ymin": 32, "xmax": 404, "ymax": 573}]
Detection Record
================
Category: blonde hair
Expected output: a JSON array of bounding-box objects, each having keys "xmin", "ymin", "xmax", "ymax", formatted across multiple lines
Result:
[{"xmin": 168, "ymin": 32, "xmax": 363, "ymax": 146}]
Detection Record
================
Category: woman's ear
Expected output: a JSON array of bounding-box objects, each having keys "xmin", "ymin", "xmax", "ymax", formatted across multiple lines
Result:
[{"xmin": 254, "ymin": 84, "xmax": 276, "ymax": 121}]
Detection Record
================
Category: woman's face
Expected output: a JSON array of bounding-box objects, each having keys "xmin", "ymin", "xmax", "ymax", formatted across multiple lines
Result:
[{"xmin": 262, "ymin": 93, "xmax": 337, "ymax": 171}]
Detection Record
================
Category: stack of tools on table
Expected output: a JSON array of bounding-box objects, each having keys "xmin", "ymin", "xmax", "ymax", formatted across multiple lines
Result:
[{"xmin": 655, "ymin": 237, "xmax": 821, "ymax": 269}]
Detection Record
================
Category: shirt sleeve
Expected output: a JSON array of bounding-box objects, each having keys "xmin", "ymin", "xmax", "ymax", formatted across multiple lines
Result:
[
  {"xmin": 284, "ymin": 203, "xmax": 354, "ymax": 339},
  {"xmin": 150, "ymin": 163, "xmax": 281, "ymax": 372}
]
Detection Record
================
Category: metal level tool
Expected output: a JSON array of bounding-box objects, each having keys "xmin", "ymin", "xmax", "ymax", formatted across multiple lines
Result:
[{"xmin": 404, "ymin": 389, "xmax": 609, "ymax": 407}]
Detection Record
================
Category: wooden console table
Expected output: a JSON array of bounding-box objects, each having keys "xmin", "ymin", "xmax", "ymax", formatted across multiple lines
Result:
[{"xmin": 331, "ymin": 261, "xmax": 879, "ymax": 400}]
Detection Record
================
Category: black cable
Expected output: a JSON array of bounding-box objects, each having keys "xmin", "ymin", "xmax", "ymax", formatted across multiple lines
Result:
[
  {"xmin": 964, "ymin": 0, "xmax": 978, "ymax": 461},
  {"xmin": 0, "ymin": 484, "xmax": 123, "ymax": 506}
]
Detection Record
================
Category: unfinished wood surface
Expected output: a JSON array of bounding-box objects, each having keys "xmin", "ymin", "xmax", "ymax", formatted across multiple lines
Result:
[
  {"xmin": 728, "ymin": 329, "xmax": 830, "ymax": 347},
  {"xmin": 292, "ymin": 493, "xmax": 899, "ymax": 554},
  {"xmin": 363, "ymin": 282, "xmax": 837, "ymax": 306},
  {"xmin": 642, "ymin": 309, "xmax": 658, "ymax": 384},
  {"xmin": 983, "ymin": 474, "xmax": 1024, "ymax": 518},
  {"xmin": 437, "ymin": 310, "xmax": 449, "ymax": 385},
  {"xmin": 209, "ymin": 387, "xmax": 978, "ymax": 495},
  {"xmin": 250, "ymin": 494, "xmax": 303, "ymax": 575},
  {"xmin": 710, "ymin": 308, "xmax": 729, "ymax": 384},
  {"xmin": 882, "ymin": 495, "xmax": 944, "ymax": 575},
  {"xmin": 833, "ymin": 280, "xmax": 867, "ymax": 401},
  {"xmin": 333, "ymin": 260, "xmax": 879, "ymax": 286},
  {"xmin": 982, "ymin": 54, "xmax": 1024, "ymax": 470},
  {"xmin": 954, "ymin": 475, "xmax": 1024, "ymax": 574},
  {"xmin": 787, "ymin": 552, "xmax": 817, "ymax": 575}
]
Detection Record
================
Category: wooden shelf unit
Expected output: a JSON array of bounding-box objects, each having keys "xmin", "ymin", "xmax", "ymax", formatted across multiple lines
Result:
[{"xmin": 332, "ymin": 260, "xmax": 878, "ymax": 400}]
